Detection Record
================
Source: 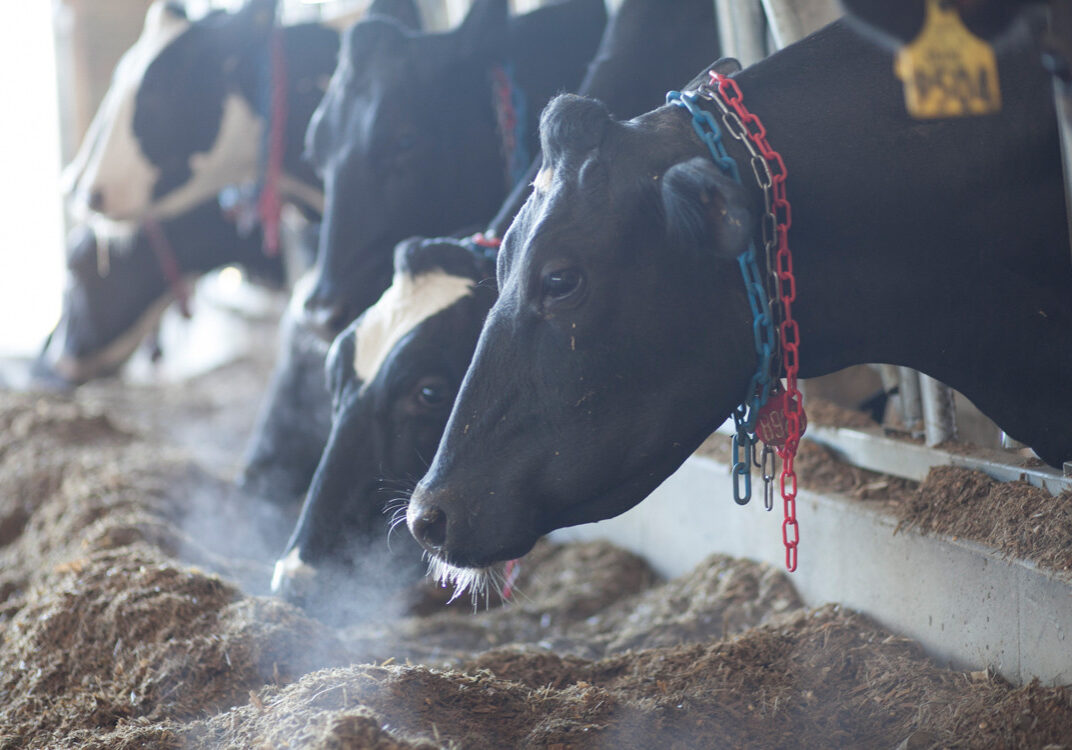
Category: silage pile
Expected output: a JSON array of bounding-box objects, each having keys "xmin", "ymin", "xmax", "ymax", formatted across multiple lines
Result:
[{"xmin": 1, "ymin": 372, "xmax": 1071, "ymax": 749}]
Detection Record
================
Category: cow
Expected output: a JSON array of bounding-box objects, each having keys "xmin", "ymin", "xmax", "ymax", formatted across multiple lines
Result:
[
  {"xmin": 270, "ymin": 238, "xmax": 497, "ymax": 612},
  {"xmin": 269, "ymin": 0, "xmax": 723, "ymax": 603},
  {"xmin": 237, "ymin": 266, "xmax": 336, "ymax": 508},
  {"xmin": 240, "ymin": 0, "xmax": 605, "ymax": 508},
  {"xmin": 64, "ymin": 0, "xmax": 343, "ymax": 223},
  {"xmin": 403, "ymin": 19, "xmax": 1072, "ymax": 587},
  {"xmin": 300, "ymin": 0, "xmax": 607, "ymax": 337},
  {"xmin": 35, "ymin": 201, "xmax": 278, "ymax": 386}
]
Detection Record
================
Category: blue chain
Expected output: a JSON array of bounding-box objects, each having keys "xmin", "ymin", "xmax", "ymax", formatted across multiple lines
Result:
[{"xmin": 667, "ymin": 89, "xmax": 777, "ymax": 505}]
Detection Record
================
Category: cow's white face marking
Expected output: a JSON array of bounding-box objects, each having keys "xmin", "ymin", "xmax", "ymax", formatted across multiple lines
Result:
[
  {"xmin": 353, "ymin": 270, "xmax": 474, "ymax": 386},
  {"xmin": 148, "ymin": 93, "xmax": 263, "ymax": 219},
  {"xmin": 271, "ymin": 547, "xmax": 318, "ymax": 593},
  {"xmin": 66, "ymin": 1, "xmax": 191, "ymax": 220},
  {"xmin": 533, "ymin": 166, "xmax": 554, "ymax": 193}
]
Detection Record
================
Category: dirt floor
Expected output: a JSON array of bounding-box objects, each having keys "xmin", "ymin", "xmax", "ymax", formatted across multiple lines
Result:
[{"xmin": 1, "ymin": 354, "xmax": 1071, "ymax": 749}]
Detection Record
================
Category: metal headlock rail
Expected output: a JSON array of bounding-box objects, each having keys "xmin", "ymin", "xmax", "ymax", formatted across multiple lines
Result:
[{"xmin": 712, "ymin": 0, "xmax": 1072, "ymax": 496}]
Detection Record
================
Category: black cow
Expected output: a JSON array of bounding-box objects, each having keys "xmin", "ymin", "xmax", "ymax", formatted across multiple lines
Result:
[
  {"xmin": 65, "ymin": 0, "xmax": 341, "ymax": 222},
  {"xmin": 405, "ymin": 20, "xmax": 1072, "ymax": 584},
  {"xmin": 238, "ymin": 266, "xmax": 335, "ymax": 507},
  {"xmin": 35, "ymin": 202, "xmax": 278, "ymax": 386},
  {"xmin": 270, "ymin": 238, "xmax": 496, "ymax": 611},
  {"xmin": 300, "ymin": 0, "xmax": 606, "ymax": 336},
  {"xmin": 269, "ymin": 0, "xmax": 722, "ymax": 603}
]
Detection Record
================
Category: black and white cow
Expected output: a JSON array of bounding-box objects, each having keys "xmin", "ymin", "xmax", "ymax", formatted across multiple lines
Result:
[
  {"xmin": 268, "ymin": 0, "xmax": 723, "ymax": 599},
  {"xmin": 239, "ymin": 0, "xmax": 603, "ymax": 508},
  {"xmin": 270, "ymin": 238, "xmax": 496, "ymax": 611},
  {"xmin": 300, "ymin": 0, "xmax": 607, "ymax": 336},
  {"xmin": 404, "ymin": 19, "xmax": 1072, "ymax": 581},
  {"xmin": 35, "ymin": 201, "xmax": 278, "ymax": 386},
  {"xmin": 64, "ymin": 0, "xmax": 341, "ymax": 221}
]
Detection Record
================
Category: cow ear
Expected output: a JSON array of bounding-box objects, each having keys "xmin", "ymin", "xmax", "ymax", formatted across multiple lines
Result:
[
  {"xmin": 453, "ymin": 0, "xmax": 508, "ymax": 59},
  {"xmin": 661, "ymin": 156, "xmax": 752, "ymax": 260},
  {"xmin": 367, "ymin": 0, "xmax": 422, "ymax": 31},
  {"xmin": 144, "ymin": 0, "xmax": 189, "ymax": 34}
]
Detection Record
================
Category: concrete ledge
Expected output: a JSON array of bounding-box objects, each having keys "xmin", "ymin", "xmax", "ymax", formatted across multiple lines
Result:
[{"xmin": 551, "ymin": 454, "xmax": 1072, "ymax": 686}]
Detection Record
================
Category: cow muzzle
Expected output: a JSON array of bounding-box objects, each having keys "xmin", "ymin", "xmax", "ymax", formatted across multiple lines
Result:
[{"xmin": 270, "ymin": 547, "xmax": 319, "ymax": 604}]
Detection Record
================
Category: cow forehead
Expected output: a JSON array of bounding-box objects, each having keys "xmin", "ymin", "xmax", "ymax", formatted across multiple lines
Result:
[{"xmin": 353, "ymin": 270, "xmax": 474, "ymax": 386}]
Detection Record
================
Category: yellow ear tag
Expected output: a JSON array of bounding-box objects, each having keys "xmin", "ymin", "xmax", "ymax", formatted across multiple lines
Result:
[{"xmin": 894, "ymin": 0, "xmax": 1002, "ymax": 119}]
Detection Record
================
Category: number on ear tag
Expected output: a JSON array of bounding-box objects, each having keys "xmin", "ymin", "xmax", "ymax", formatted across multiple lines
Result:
[
  {"xmin": 894, "ymin": 0, "xmax": 1002, "ymax": 119},
  {"xmin": 755, "ymin": 384, "xmax": 807, "ymax": 447}
]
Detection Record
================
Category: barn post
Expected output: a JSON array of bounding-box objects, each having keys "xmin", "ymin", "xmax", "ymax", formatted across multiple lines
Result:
[{"xmin": 713, "ymin": 0, "xmax": 767, "ymax": 68}]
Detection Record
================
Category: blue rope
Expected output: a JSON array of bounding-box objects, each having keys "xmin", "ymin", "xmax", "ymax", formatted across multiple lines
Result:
[{"xmin": 666, "ymin": 89, "xmax": 777, "ymax": 505}]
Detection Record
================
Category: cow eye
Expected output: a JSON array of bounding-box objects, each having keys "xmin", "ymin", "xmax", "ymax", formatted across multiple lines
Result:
[
  {"xmin": 414, "ymin": 376, "xmax": 451, "ymax": 410},
  {"xmin": 540, "ymin": 264, "xmax": 585, "ymax": 308}
]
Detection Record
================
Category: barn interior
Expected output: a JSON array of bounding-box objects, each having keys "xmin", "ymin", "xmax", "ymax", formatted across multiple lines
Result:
[{"xmin": 0, "ymin": 0, "xmax": 1070, "ymax": 747}]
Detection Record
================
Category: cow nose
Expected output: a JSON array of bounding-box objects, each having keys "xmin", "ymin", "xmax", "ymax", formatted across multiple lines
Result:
[
  {"xmin": 302, "ymin": 295, "xmax": 351, "ymax": 341},
  {"xmin": 88, "ymin": 188, "xmax": 106, "ymax": 213},
  {"xmin": 410, "ymin": 506, "xmax": 448, "ymax": 551},
  {"xmin": 271, "ymin": 547, "xmax": 318, "ymax": 604}
]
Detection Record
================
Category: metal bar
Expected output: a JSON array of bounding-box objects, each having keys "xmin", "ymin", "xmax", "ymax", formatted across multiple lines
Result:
[
  {"xmin": 920, "ymin": 373, "xmax": 957, "ymax": 447},
  {"xmin": 897, "ymin": 366, "xmax": 923, "ymax": 435},
  {"xmin": 805, "ymin": 423, "xmax": 1072, "ymax": 497},
  {"xmin": 713, "ymin": 0, "xmax": 768, "ymax": 67},
  {"xmin": 758, "ymin": 0, "xmax": 841, "ymax": 49}
]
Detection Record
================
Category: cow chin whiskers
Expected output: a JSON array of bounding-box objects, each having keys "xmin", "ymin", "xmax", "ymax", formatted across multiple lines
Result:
[{"xmin": 424, "ymin": 554, "xmax": 499, "ymax": 609}]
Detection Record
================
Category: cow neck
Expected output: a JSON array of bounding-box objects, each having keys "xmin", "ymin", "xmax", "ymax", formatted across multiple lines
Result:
[
  {"xmin": 719, "ymin": 19, "xmax": 1065, "ymax": 377},
  {"xmin": 702, "ymin": 20, "xmax": 1072, "ymax": 465}
]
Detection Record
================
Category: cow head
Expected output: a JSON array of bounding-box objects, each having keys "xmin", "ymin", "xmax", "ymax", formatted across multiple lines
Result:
[
  {"xmin": 301, "ymin": 0, "xmax": 512, "ymax": 337},
  {"xmin": 271, "ymin": 236, "xmax": 496, "ymax": 613},
  {"xmin": 405, "ymin": 94, "xmax": 758, "ymax": 579},
  {"xmin": 35, "ymin": 202, "xmax": 271, "ymax": 385},
  {"xmin": 65, "ymin": 0, "xmax": 275, "ymax": 221}
]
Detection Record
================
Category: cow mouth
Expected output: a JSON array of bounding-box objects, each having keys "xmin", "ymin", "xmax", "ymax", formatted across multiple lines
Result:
[
  {"xmin": 424, "ymin": 554, "xmax": 522, "ymax": 607},
  {"xmin": 36, "ymin": 290, "xmax": 178, "ymax": 385}
]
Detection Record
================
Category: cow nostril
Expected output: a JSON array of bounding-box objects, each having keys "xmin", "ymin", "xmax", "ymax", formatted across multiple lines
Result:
[
  {"xmin": 88, "ymin": 189, "xmax": 105, "ymax": 213},
  {"xmin": 414, "ymin": 507, "xmax": 448, "ymax": 550},
  {"xmin": 302, "ymin": 296, "xmax": 350, "ymax": 340}
]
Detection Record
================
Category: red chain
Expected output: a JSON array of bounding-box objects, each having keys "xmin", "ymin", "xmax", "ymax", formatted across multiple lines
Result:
[
  {"xmin": 470, "ymin": 232, "xmax": 502, "ymax": 249},
  {"xmin": 712, "ymin": 72, "xmax": 803, "ymax": 572},
  {"xmin": 143, "ymin": 217, "xmax": 192, "ymax": 320},
  {"xmin": 258, "ymin": 26, "xmax": 288, "ymax": 258}
]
